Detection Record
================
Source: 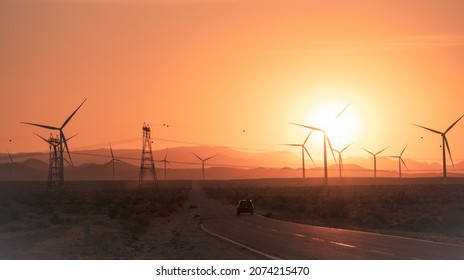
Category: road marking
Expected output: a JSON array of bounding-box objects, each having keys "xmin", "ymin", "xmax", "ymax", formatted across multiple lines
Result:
[
  {"xmin": 330, "ymin": 241, "xmax": 356, "ymax": 248},
  {"xmin": 247, "ymin": 223, "xmax": 252, "ymax": 226},
  {"xmin": 200, "ymin": 224, "xmax": 281, "ymax": 260},
  {"xmin": 294, "ymin": 233, "xmax": 305, "ymax": 238},
  {"xmin": 311, "ymin": 238, "xmax": 325, "ymax": 242},
  {"xmin": 256, "ymin": 225, "xmax": 262, "ymax": 229},
  {"xmin": 271, "ymin": 229, "xmax": 278, "ymax": 232},
  {"xmin": 369, "ymin": 249, "xmax": 395, "ymax": 257}
]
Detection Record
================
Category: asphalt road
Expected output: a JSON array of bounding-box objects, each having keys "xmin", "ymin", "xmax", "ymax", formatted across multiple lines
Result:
[{"xmin": 191, "ymin": 182, "xmax": 464, "ymax": 260}]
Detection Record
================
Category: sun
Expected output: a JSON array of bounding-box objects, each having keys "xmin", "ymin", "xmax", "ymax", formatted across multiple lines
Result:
[{"xmin": 304, "ymin": 99, "xmax": 363, "ymax": 150}]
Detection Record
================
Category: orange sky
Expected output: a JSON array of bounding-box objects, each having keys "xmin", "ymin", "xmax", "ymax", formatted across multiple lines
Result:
[{"xmin": 2, "ymin": 0, "xmax": 464, "ymax": 164}]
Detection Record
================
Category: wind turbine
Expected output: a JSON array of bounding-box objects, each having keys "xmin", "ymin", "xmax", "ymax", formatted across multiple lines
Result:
[
  {"xmin": 192, "ymin": 152, "xmax": 217, "ymax": 180},
  {"xmin": 289, "ymin": 124, "xmax": 337, "ymax": 183},
  {"xmin": 413, "ymin": 114, "xmax": 464, "ymax": 178},
  {"xmin": 158, "ymin": 149, "xmax": 173, "ymax": 180},
  {"xmin": 332, "ymin": 143, "xmax": 351, "ymax": 178},
  {"xmin": 290, "ymin": 103, "xmax": 348, "ymax": 183},
  {"xmin": 361, "ymin": 147, "xmax": 388, "ymax": 178},
  {"xmin": 104, "ymin": 143, "xmax": 127, "ymax": 181},
  {"xmin": 390, "ymin": 144, "xmax": 408, "ymax": 178},
  {"xmin": 7, "ymin": 150, "xmax": 14, "ymax": 181},
  {"xmin": 21, "ymin": 98, "xmax": 86, "ymax": 187},
  {"xmin": 283, "ymin": 131, "xmax": 315, "ymax": 179}
]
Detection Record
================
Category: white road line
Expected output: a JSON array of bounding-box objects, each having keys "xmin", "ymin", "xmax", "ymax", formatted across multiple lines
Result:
[
  {"xmin": 311, "ymin": 238, "xmax": 325, "ymax": 242},
  {"xmin": 294, "ymin": 233, "xmax": 305, "ymax": 238},
  {"xmin": 256, "ymin": 225, "xmax": 262, "ymax": 229},
  {"xmin": 271, "ymin": 229, "xmax": 278, "ymax": 232},
  {"xmin": 200, "ymin": 223, "xmax": 281, "ymax": 260},
  {"xmin": 369, "ymin": 249, "xmax": 395, "ymax": 256},
  {"xmin": 330, "ymin": 241, "xmax": 356, "ymax": 248}
]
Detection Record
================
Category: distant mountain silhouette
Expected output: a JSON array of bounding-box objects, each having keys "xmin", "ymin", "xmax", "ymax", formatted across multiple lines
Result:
[{"xmin": 1, "ymin": 147, "xmax": 463, "ymax": 181}]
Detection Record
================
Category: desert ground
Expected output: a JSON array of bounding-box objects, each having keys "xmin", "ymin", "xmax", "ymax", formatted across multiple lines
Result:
[
  {"xmin": 1, "ymin": 178, "xmax": 464, "ymax": 259},
  {"xmin": 0, "ymin": 181, "xmax": 263, "ymax": 259}
]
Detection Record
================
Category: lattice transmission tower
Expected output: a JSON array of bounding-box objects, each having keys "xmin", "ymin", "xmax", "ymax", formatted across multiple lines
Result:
[
  {"xmin": 139, "ymin": 122, "xmax": 158, "ymax": 187},
  {"xmin": 47, "ymin": 134, "xmax": 62, "ymax": 187},
  {"xmin": 35, "ymin": 133, "xmax": 62, "ymax": 188}
]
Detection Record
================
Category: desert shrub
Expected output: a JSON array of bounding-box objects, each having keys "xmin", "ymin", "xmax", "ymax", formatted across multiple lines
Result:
[{"xmin": 442, "ymin": 210, "xmax": 464, "ymax": 228}]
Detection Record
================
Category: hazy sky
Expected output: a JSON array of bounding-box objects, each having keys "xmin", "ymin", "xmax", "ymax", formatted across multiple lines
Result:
[{"xmin": 2, "ymin": 0, "xmax": 464, "ymax": 163}]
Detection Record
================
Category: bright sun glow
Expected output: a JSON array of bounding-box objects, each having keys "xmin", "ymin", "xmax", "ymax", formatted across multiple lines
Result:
[{"xmin": 304, "ymin": 99, "xmax": 363, "ymax": 151}]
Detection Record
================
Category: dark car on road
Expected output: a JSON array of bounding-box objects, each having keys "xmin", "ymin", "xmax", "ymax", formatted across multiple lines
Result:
[{"xmin": 237, "ymin": 199, "xmax": 254, "ymax": 215}]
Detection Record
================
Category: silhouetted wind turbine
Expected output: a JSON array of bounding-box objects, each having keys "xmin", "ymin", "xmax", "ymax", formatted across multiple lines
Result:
[
  {"xmin": 289, "ymin": 103, "xmax": 348, "ymax": 183},
  {"xmin": 158, "ymin": 149, "xmax": 173, "ymax": 180},
  {"xmin": 390, "ymin": 144, "xmax": 408, "ymax": 178},
  {"xmin": 290, "ymin": 123, "xmax": 337, "ymax": 183},
  {"xmin": 192, "ymin": 152, "xmax": 217, "ymax": 180},
  {"xmin": 7, "ymin": 150, "xmax": 14, "ymax": 180},
  {"xmin": 333, "ymin": 143, "xmax": 351, "ymax": 178},
  {"xmin": 22, "ymin": 98, "xmax": 86, "ymax": 187},
  {"xmin": 104, "ymin": 143, "xmax": 127, "ymax": 181},
  {"xmin": 413, "ymin": 114, "xmax": 464, "ymax": 178},
  {"xmin": 362, "ymin": 147, "xmax": 388, "ymax": 178},
  {"xmin": 283, "ymin": 131, "xmax": 315, "ymax": 179}
]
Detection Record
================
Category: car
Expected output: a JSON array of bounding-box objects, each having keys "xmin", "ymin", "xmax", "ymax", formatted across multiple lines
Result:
[{"xmin": 237, "ymin": 199, "xmax": 254, "ymax": 215}]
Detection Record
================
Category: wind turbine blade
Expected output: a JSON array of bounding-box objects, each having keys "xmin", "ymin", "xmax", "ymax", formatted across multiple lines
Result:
[
  {"xmin": 21, "ymin": 122, "xmax": 59, "ymax": 131},
  {"xmin": 191, "ymin": 152, "xmax": 203, "ymax": 161},
  {"xmin": 335, "ymin": 103, "xmax": 350, "ymax": 120},
  {"xmin": 444, "ymin": 136, "xmax": 454, "ymax": 167},
  {"xmin": 114, "ymin": 159, "xmax": 129, "ymax": 165},
  {"xmin": 303, "ymin": 131, "xmax": 312, "ymax": 145},
  {"xmin": 103, "ymin": 160, "xmax": 113, "ymax": 168},
  {"xmin": 109, "ymin": 143, "xmax": 114, "ymax": 159},
  {"xmin": 325, "ymin": 132, "xmax": 337, "ymax": 164},
  {"xmin": 401, "ymin": 158, "xmax": 409, "ymax": 171},
  {"xmin": 33, "ymin": 133, "xmax": 50, "ymax": 144},
  {"xmin": 375, "ymin": 146, "xmax": 389, "ymax": 156},
  {"xmin": 445, "ymin": 113, "xmax": 464, "ymax": 134},
  {"xmin": 303, "ymin": 146, "xmax": 316, "ymax": 167},
  {"xmin": 341, "ymin": 143, "xmax": 352, "ymax": 153},
  {"xmin": 61, "ymin": 98, "xmax": 87, "ymax": 129},
  {"xmin": 289, "ymin": 122, "xmax": 323, "ymax": 131},
  {"xmin": 7, "ymin": 150, "xmax": 13, "ymax": 163},
  {"xmin": 283, "ymin": 144, "xmax": 301, "ymax": 147},
  {"xmin": 63, "ymin": 157, "xmax": 73, "ymax": 167},
  {"xmin": 361, "ymin": 147, "xmax": 375, "ymax": 156},
  {"xmin": 412, "ymin": 124, "xmax": 442, "ymax": 135},
  {"xmin": 61, "ymin": 131, "xmax": 73, "ymax": 166},
  {"xmin": 205, "ymin": 154, "xmax": 218, "ymax": 161},
  {"xmin": 400, "ymin": 143, "xmax": 408, "ymax": 157},
  {"xmin": 66, "ymin": 133, "xmax": 78, "ymax": 142}
]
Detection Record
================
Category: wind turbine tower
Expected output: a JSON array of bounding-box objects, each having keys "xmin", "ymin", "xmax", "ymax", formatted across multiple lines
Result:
[
  {"xmin": 283, "ymin": 132, "xmax": 315, "ymax": 179},
  {"xmin": 362, "ymin": 147, "xmax": 388, "ymax": 178},
  {"xmin": 192, "ymin": 153, "xmax": 217, "ymax": 180},
  {"xmin": 22, "ymin": 99, "xmax": 86, "ymax": 188},
  {"xmin": 413, "ymin": 114, "xmax": 464, "ymax": 179},
  {"xmin": 139, "ymin": 123, "xmax": 158, "ymax": 187}
]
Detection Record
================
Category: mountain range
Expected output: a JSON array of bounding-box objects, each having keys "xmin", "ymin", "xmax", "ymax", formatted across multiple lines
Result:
[{"xmin": 1, "ymin": 146, "xmax": 463, "ymax": 181}]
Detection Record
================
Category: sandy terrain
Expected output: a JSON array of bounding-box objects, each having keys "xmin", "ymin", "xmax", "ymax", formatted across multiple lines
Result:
[{"xmin": 0, "ymin": 186, "xmax": 263, "ymax": 260}]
